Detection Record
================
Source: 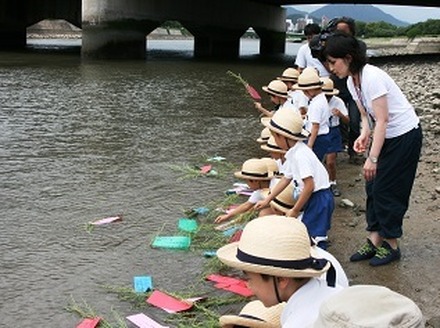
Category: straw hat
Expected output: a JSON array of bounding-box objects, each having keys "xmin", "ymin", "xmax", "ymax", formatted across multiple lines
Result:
[
  {"xmin": 257, "ymin": 127, "xmax": 271, "ymax": 144},
  {"xmin": 260, "ymin": 116, "xmax": 271, "ymax": 127},
  {"xmin": 321, "ymin": 78, "xmax": 339, "ymax": 96},
  {"xmin": 261, "ymin": 135, "xmax": 286, "ymax": 154},
  {"xmin": 270, "ymin": 183, "xmax": 295, "ymax": 214},
  {"xmin": 292, "ymin": 67, "xmax": 323, "ymax": 90},
  {"xmin": 310, "ymin": 285, "xmax": 425, "ymax": 328},
  {"xmin": 217, "ymin": 215, "xmax": 331, "ymax": 278},
  {"xmin": 220, "ymin": 300, "xmax": 284, "ymax": 328},
  {"xmin": 263, "ymin": 107, "xmax": 309, "ymax": 140},
  {"xmin": 277, "ymin": 68, "xmax": 300, "ymax": 82},
  {"xmin": 261, "ymin": 157, "xmax": 280, "ymax": 177},
  {"xmin": 262, "ymin": 80, "xmax": 288, "ymax": 98},
  {"xmin": 234, "ymin": 158, "xmax": 273, "ymax": 181}
]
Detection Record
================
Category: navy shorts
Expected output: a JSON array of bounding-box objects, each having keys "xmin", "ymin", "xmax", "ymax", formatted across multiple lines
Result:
[{"xmin": 327, "ymin": 126, "xmax": 343, "ymax": 153}]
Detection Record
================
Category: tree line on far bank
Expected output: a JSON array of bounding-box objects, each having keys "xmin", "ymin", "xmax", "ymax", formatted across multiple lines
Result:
[
  {"xmin": 355, "ymin": 19, "xmax": 440, "ymax": 39},
  {"xmin": 161, "ymin": 19, "xmax": 440, "ymax": 39}
]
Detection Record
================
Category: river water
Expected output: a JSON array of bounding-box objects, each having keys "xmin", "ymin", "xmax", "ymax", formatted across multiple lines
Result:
[{"xmin": 0, "ymin": 39, "xmax": 301, "ymax": 327}]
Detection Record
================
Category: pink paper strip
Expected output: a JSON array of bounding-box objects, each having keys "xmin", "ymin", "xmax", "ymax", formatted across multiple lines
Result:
[
  {"xmin": 146, "ymin": 290, "xmax": 192, "ymax": 313},
  {"xmin": 126, "ymin": 313, "xmax": 169, "ymax": 328},
  {"xmin": 90, "ymin": 215, "xmax": 122, "ymax": 225},
  {"xmin": 200, "ymin": 165, "xmax": 212, "ymax": 174},
  {"xmin": 76, "ymin": 317, "xmax": 101, "ymax": 328}
]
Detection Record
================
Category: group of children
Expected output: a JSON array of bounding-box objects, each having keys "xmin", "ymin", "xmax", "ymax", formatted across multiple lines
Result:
[
  {"xmin": 216, "ymin": 66, "xmax": 348, "ymax": 250},
  {"xmin": 211, "ymin": 67, "xmax": 425, "ymax": 327}
]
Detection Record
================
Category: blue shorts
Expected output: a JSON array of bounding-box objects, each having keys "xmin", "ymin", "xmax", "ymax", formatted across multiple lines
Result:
[
  {"xmin": 302, "ymin": 188, "xmax": 334, "ymax": 238},
  {"xmin": 311, "ymin": 133, "xmax": 331, "ymax": 162},
  {"xmin": 327, "ymin": 126, "xmax": 343, "ymax": 153}
]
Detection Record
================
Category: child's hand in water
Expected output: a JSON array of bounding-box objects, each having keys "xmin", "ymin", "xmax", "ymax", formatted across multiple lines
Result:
[{"xmin": 214, "ymin": 214, "xmax": 230, "ymax": 224}]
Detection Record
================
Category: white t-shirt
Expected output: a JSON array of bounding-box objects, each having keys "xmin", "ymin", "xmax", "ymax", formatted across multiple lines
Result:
[
  {"xmin": 278, "ymin": 98, "xmax": 299, "ymax": 115},
  {"xmin": 328, "ymin": 95, "xmax": 348, "ymax": 128},
  {"xmin": 288, "ymin": 90, "xmax": 309, "ymax": 113},
  {"xmin": 347, "ymin": 64, "xmax": 419, "ymax": 138},
  {"xmin": 281, "ymin": 278, "xmax": 343, "ymax": 327},
  {"xmin": 304, "ymin": 92, "xmax": 330, "ymax": 135},
  {"xmin": 283, "ymin": 142, "xmax": 330, "ymax": 191},
  {"xmin": 295, "ymin": 43, "xmax": 330, "ymax": 77},
  {"xmin": 248, "ymin": 189, "xmax": 267, "ymax": 204}
]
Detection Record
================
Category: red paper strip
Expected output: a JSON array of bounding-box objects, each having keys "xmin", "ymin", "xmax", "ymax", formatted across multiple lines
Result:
[
  {"xmin": 229, "ymin": 229, "xmax": 243, "ymax": 243},
  {"xmin": 215, "ymin": 282, "xmax": 254, "ymax": 297},
  {"xmin": 146, "ymin": 290, "xmax": 192, "ymax": 313},
  {"xmin": 200, "ymin": 165, "xmax": 212, "ymax": 174},
  {"xmin": 206, "ymin": 274, "xmax": 253, "ymax": 297},
  {"xmin": 76, "ymin": 317, "xmax": 101, "ymax": 328}
]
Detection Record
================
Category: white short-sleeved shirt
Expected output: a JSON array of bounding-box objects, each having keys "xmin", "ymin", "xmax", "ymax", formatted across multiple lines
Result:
[
  {"xmin": 288, "ymin": 90, "xmax": 309, "ymax": 113},
  {"xmin": 278, "ymin": 98, "xmax": 299, "ymax": 115},
  {"xmin": 304, "ymin": 92, "xmax": 330, "ymax": 135},
  {"xmin": 281, "ymin": 278, "xmax": 343, "ymax": 327},
  {"xmin": 347, "ymin": 64, "xmax": 419, "ymax": 138},
  {"xmin": 295, "ymin": 43, "xmax": 330, "ymax": 78},
  {"xmin": 313, "ymin": 247, "xmax": 349, "ymax": 288},
  {"xmin": 283, "ymin": 142, "xmax": 330, "ymax": 191},
  {"xmin": 328, "ymin": 95, "xmax": 348, "ymax": 128},
  {"xmin": 247, "ymin": 188, "xmax": 267, "ymax": 204}
]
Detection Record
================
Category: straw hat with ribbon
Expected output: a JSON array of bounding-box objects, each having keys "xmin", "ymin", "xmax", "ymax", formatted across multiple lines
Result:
[
  {"xmin": 270, "ymin": 183, "xmax": 296, "ymax": 214},
  {"xmin": 234, "ymin": 158, "xmax": 273, "ymax": 181},
  {"xmin": 292, "ymin": 67, "xmax": 323, "ymax": 90},
  {"xmin": 320, "ymin": 78, "xmax": 339, "ymax": 96},
  {"xmin": 257, "ymin": 127, "xmax": 271, "ymax": 144},
  {"xmin": 217, "ymin": 216, "xmax": 334, "ymax": 281},
  {"xmin": 310, "ymin": 285, "xmax": 425, "ymax": 328},
  {"xmin": 261, "ymin": 135, "xmax": 286, "ymax": 155},
  {"xmin": 220, "ymin": 300, "xmax": 285, "ymax": 328},
  {"xmin": 263, "ymin": 107, "xmax": 309, "ymax": 141},
  {"xmin": 261, "ymin": 157, "xmax": 281, "ymax": 178},
  {"xmin": 262, "ymin": 80, "xmax": 288, "ymax": 98},
  {"xmin": 277, "ymin": 68, "xmax": 300, "ymax": 82}
]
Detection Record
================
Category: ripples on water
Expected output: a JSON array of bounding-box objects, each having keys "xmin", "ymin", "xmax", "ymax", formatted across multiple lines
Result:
[{"xmin": 0, "ymin": 40, "xmax": 299, "ymax": 326}]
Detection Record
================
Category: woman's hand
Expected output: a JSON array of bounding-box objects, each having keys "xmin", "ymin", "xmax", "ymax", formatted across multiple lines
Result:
[
  {"xmin": 353, "ymin": 134, "xmax": 370, "ymax": 154},
  {"xmin": 363, "ymin": 158, "xmax": 377, "ymax": 181}
]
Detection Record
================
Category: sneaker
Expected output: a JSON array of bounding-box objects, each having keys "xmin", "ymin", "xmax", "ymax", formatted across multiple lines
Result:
[
  {"xmin": 330, "ymin": 184, "xmax": 341, "ymax": 197},
  {"xmin": 369, "ymin": 241, "xmax": 401, "ymax": 266},
  {"xmin": 350, "ymin": 239, "xmax": 377, "ymax": 262}
]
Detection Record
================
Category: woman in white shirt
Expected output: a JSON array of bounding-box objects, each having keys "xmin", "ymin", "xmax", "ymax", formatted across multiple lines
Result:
[{"xmin": 324, "ymin": 32, "xmax": 422, "ymax": 267}]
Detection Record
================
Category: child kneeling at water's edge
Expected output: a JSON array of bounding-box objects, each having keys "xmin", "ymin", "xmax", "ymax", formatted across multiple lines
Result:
[{"xmin": 215, "ymin": 158, "xmax": 277, "ymax": 224}]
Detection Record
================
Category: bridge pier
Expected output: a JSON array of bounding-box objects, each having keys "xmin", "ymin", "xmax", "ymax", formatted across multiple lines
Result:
[
  {"xmin": 82, "ymin": 20, "xmax": 158, "ymax": 60},
  {"xmin": 0, "ymin": 2, "xmax": 27, "ymax": 50},
  {"xmin": 187, "ymin": 26, "xmax": 245, "ymax": 58},
  {"xmin": 255, "ymin": 28, "xmax": 286, "ymax": 55},
  {"xmin": 82, "ymin": 0, "xmax": 160, "ymax": 59}
]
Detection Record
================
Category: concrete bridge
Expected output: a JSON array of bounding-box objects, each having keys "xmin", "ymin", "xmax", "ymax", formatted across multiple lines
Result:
[{"xmin": 0, "ymin": 0, "xmax": 438, "ymax": 59}]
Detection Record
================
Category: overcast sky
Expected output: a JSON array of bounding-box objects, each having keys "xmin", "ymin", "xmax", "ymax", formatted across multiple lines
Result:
[{"xmin": 289, "ymin": 4, "xmax": 440, "ymax": 24}]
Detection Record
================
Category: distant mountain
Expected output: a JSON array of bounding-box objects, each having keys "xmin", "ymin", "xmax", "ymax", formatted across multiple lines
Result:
[
  {"xmin": 285, "ymin": 7, "xmax": 320, "ymax": 24},
  {"xmin": 310, "ymin": 4, "xmax": 409, "ymax": 27}
]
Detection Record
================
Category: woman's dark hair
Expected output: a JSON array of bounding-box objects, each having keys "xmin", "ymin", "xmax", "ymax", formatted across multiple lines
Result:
[{"xmin": 323, "ymin": 32, "xmax": 367, "ymax": 74}]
